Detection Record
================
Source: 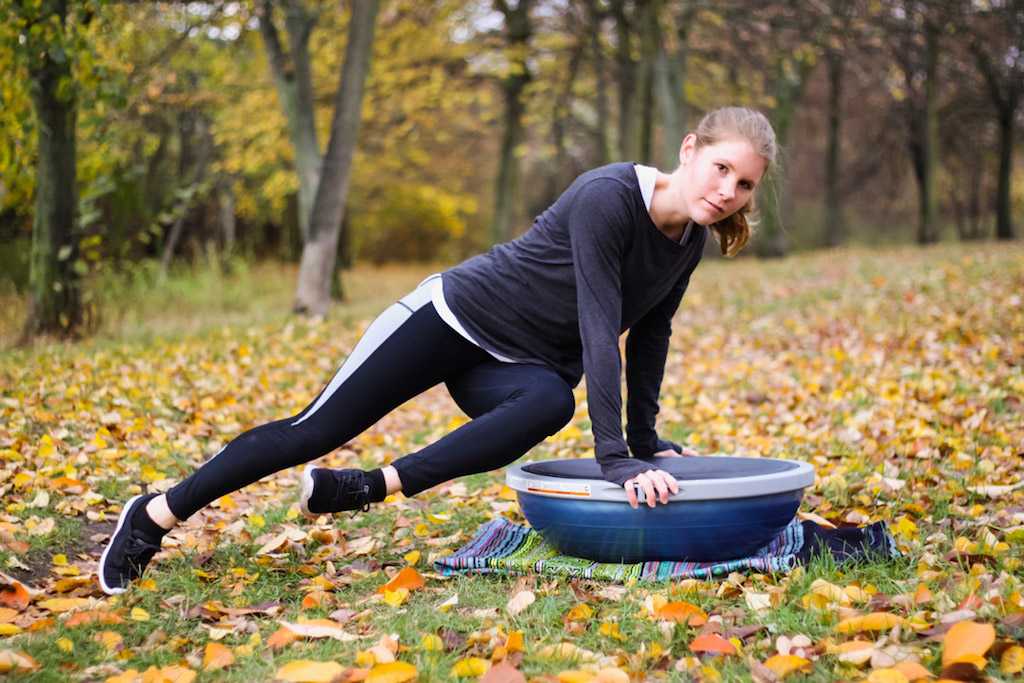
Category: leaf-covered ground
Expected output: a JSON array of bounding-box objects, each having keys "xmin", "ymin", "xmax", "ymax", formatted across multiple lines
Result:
[{"xmin": 1, "ymin": 244, "xmax": 1022, "ymax": 682}]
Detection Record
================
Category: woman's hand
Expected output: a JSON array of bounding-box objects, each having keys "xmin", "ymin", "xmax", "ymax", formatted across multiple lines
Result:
[{"xmin": 624, "ymin": 469, "xmax": 679, "ymax": 509}]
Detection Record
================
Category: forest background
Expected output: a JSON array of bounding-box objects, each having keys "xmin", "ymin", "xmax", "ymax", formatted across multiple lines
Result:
[{"xmin": 0, "ymin": 0, "xmax": 1021, "ymax": 344}]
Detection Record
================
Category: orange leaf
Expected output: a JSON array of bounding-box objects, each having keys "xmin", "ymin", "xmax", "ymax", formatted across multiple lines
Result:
[
  {"xmin": 377, "ymin": 567, "xmax": 425, "ymax": 594},
  {"xmin": 0, "ymin": 576, "xmax": 31, "ymax": 611},
  {"xmin": 763, "ymin": 654, "xmax": 812, "ymax": 678},
  {"xmin": 893, "ymin": 660, "xmax": 934, "ymax": 681},
  {"xmin": 267, "ymin": 626, "xmax": 300, "ymax": 650},
  {"xmin": 302, "ymin": 591, "xmax": 330, "ymax": 609},
  {"xmin": 913, "ymin": 584, "xmax": 932, "ymax": 605},
  {"xmin": 64, "ymin": 610, "xmax": 124, "ymax": 627},
  {"xmin": 689, "ymin": 633, "xmax": 736, "ymax": 656},
  {"xmin": 835, "ymin": 612, "xmax": 907, "ymax": 634},
  {"xmin": 941, "ymin": 621, "xmax": 995, "ymax": 667},
  {"xmin": 203, "ymin": 642, "xmax": 235, "ymax": 671},
  {"xmin": 655, "ymin": 601, "xmax": 708, "ymax": 626}
]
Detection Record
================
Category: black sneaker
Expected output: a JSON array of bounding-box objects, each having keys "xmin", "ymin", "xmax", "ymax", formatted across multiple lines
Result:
[
  {"xmin": 299, "ymin": 465, "xmax": 371, "ymax": 518},
  {"xmin": 97, "ymin": 493, "xmax": 162, "ymax": 595}
]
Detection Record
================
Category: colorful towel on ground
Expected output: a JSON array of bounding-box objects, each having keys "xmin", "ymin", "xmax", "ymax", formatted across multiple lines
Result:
[{"xmin": 434, "ymin": 517, "xmax": 898, "ymax": 583}]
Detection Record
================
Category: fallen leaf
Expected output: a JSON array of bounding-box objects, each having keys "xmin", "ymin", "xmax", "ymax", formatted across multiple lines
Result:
[
  {"xmin": 506, "ymin": 590, "xmax": 535, "ymax": 616},
  {"xmin": 452, "ymin": 657, "xmax": 491, "ymax": 677},
  {"xmin": 274, "ymin": 659, "xmax": 346, "ymax": 683},
  {"xmin": 378, "ymin": 567, "xmax": 425, "ymax": 594},
  {"xmin": 893, "ymin": 660, "xmax": 934, "ymax": 680},
  {"xmin": 866, "ymin": 669, "xmax": 909, "ymax": 683},
  {"xmin": 656, "ymin": 601, "xmax": 708, "ymax": 626},
  {"xmin": 481, "ymin": 661, "xmax": 526, "ymax": 683},
  {"xmin": 763, "ymin": 655, "xmax": 811, "ymax": 678},
  {"xmin": 365, "ymin": 661, "xmax": 417, "ymax": 683},
  {"xmin": 836, "ymin": 612, "xmax": 908, "ymax": 634},
  {"xmin": 942, "ymin": 621, "xmax": 995, "ymax": 667},
  {"xmin": 690, "ymin": 633, "xmax": 737, "ymax": 656},
  {"xmin": 203, "ymin": 642, "xmax": 235, "ymax": 670},
  {"xmin": 280, "ymin": 619, "xmax": 360, "ymax": 642}
]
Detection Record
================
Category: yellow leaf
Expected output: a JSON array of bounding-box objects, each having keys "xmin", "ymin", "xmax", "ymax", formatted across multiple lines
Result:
[
  {"xmin": 56, "ymin": 637, "xmax": 73, "ymax": 653},
  {"xmin": 366, "ymin": 661, "xmax": 418, "ymax": 683},
  {"xmin": 941, "ymin": 620, "xmax": 995, "ymax": 667},
  {"xmin": 835, "ymin": 612, "xmax": 907, "ymax": 633},
  {"xmin": 130, "ymin": 607, "xmax": 150, "ymax": 621},
  {"xmin": 52, "ymin": 554, "xmax": 68, "ymax": 566},
  {"xmin": 383, "ymin": 587, "xmax": 409, "ymax": 607},
  {"xmin": 203, "ymin": 642, "xmax": 235, "ymax": 670},
  {"xmin": 505, "ymin": 630, "xmax": 524, "ymax": 652},
  {"xmin": 599, "ymin": 622, "xmax": 626, "ymax": 641},
  {"xmin": 1002, "ymin": 645, "xmax": 1024, "ymax": 675},
  {"xmin": 94, "ymin": 630, "xmax": 123, "ymax": 651},
  {"xmin": 420, "ymin": 634, "xmax": 443, "ymax": 651},
  {"xmin": 451, "ymin": 657, "xmax": 491, "ymax": 677},
  {"xmin": 558, "ymin": 671, "xmax": 595, "ymax": 683},
  {"xmin": 274, "ymin": 659, "xmax": 346, "ymax": 683},
  {"xmin": 565, "ymin": 603, "xmax": 593, "ymax": 621},
  {"xmin": 37, "ymin": 598, "xmax": 91, "ymax": 613},
  {"xmin": 867, "ymin": 669, "xmax": 909, "ymax": 683},
  {"xmin": 404, "ymin": 550, "xmax": 421, "ymax": 566},
  {"xmin": 0, "ymin": 624, "xmax": 21, "ymax": 636},
  {"xmin": 763, "ymin": 655, "xmax": 811, "ymax": 678}
]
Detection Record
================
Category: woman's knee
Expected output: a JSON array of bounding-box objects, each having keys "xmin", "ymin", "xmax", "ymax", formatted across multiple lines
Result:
[{"xmin": 524, "ymin": 374, "xmax": 575, "ymax": 435}]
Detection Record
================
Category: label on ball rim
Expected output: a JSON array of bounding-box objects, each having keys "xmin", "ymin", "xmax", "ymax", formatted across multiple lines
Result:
[{"xmin": 524, "ymin": 479, "xmax": 592, "ymax": 497}]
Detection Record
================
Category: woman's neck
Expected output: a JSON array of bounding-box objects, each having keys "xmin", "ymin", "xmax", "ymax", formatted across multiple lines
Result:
[{"xmin": 648, "ymin": 171, "xmax": 691, "ymax": 241}]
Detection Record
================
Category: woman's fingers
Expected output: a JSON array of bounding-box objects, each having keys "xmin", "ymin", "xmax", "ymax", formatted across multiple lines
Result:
[
  {"xmin": 624, "ymin": 470, "xmax": 679, "ymax": 508},
  {"xmin": 625, "ymin": 477, "xmax": 639, "ymax": 508},
  {"xmin": 653, "ymin": 447, "xmax": 699, "ymax": 457}
]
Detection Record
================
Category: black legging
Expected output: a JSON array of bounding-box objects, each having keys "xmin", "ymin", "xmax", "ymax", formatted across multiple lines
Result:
[{"xmin": 164, "ymin": 294, "xmax": 576, "ymax": 521}]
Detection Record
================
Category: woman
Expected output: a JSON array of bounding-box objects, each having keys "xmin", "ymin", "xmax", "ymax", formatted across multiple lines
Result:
[{"xmin": 99, "ymin": 106, "xmax": 776, "ymax": 595}]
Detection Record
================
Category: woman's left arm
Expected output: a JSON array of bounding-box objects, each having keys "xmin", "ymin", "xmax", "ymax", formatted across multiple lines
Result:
[{"xmin": 624, "ymin": 274, "xmax": 694, "ymax": 458}]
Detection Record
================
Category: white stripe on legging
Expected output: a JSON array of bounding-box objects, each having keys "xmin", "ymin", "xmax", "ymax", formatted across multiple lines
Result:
[{"xmin": 290, "ymin": 283, "xmax": 434, "ymax": 427}]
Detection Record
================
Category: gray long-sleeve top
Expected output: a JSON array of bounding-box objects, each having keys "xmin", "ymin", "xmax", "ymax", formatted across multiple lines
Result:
[{"xmin": 444, "ymin": 162, "xmax": 707, "ymax": 485}]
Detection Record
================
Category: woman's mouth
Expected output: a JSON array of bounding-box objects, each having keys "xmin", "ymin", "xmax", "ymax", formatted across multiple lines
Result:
[{"xmin": 704, "ymin": 198, "xmax": 724, "ymax": 214}]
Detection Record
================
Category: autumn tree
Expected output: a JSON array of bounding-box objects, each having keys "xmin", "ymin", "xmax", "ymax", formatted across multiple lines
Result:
[
  {"xmin": 1, "ymin": 0, "xmax": 93, "ymax": 340},
  {"xmin": 292, "ymin": 0, "xmax": 380, "ymax": 316}
]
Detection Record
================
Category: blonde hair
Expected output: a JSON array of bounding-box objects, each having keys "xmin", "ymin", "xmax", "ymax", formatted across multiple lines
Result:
[{"xmin": 691, "ymin": 107, "xmax": 777, "ymax": 257}]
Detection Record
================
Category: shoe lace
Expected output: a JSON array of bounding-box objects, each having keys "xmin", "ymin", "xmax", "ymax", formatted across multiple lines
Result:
[
  {"xmin": 123, "ymin": 533, "xmax": 161, "ymax": 574},
  {"xmin": 333, "ymin": 471, "xmax": 371, "ymax": 515}
]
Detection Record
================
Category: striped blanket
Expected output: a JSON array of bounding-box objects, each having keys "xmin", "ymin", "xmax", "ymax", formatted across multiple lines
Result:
[{"xmin": 434, "ymin": 517, "xmax": 805, "ymax": 583}]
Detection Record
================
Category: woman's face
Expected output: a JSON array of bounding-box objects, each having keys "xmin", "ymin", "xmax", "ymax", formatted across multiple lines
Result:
[{"xmin": 676, "ymin": 135, "xmax": 767, "ymax": 226}]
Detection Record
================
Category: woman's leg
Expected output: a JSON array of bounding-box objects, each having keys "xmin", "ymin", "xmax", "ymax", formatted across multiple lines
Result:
[
  {"xmin": 99, "ymin": 288, "xmax": 489, "ymax": 593},
  {"xmin": 389, "ymin": 361, "xmax": 576, "ymax": 496},
  {"xmin": 163, "ymin": 301, "xmax": 490, "ymax": 521}
]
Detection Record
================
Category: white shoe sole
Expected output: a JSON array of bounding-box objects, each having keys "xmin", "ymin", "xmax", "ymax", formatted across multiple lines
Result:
[
  {"xmin": 97, "ymin": 493, "xmax": 145, "ymax": 596},
  {"xmin": 299, "ymin": 465, "xmax": 318, "ymax": 519}
]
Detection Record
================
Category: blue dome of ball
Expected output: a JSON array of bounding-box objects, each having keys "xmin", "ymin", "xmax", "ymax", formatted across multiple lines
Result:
[{"xmin": 506, "ymin": 455, "xmax": 814, "ymax": 563}]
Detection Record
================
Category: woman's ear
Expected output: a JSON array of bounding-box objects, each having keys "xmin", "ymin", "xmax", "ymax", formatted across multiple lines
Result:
[{"xmin": 678, "ymin": 133, "xmax": 697, "ymax": 167}]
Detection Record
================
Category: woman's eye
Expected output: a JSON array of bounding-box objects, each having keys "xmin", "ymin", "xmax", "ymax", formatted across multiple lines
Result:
[
  {"xmin": 740, "ymin": 181, "xmax": 752, "ymax": 190},
  {"xmin": 715, "ymin": 163, "xmax": 726, "ymax": 173}
]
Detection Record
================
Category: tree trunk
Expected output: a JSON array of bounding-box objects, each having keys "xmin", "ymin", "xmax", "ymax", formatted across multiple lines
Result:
[
  {"xmin": 637, "ymin": 0, "xmax": 656, "ymax": 164},
  {"xmin": 219, "ymin": 180, "xmax": 236, "ymax": 257},
  {"xmin": 490, "ymin": 0, "xmax": 533, "ymax": 245},
  {"xmin": 22, "ymin": 0, "xmax": 82, "ymax": 341},
  {"xmin": 610, "ymin": 0, "xmax": 637, "ymax": 160},
  {"xmin": 755, "ymin": 54, "xmax": 812, "ymax": 259},
  {"xmin": 917, "ymin": 21, "xmax": 940, "ymax": 245},
  {"xmin": 258, "ymin": 0, "xmax": 322, "ymax": 245},
  {"xmin": 653, "ymin": 0, "xmax": 691, "ymax": 170},
  {"xmin": 584, "ymin": 0, "xmax": 611, "ymax": 165},
  {"xmin": 293, "ymin": 0, "xmax": 380, "ymax": 317},
  {"xmin": 823, "ymin": 47, "xmax": 844, "ymax": 247},
  {"xmin": 994, "ymin": 106, "xmax": 1016, "ymax": 240}
]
